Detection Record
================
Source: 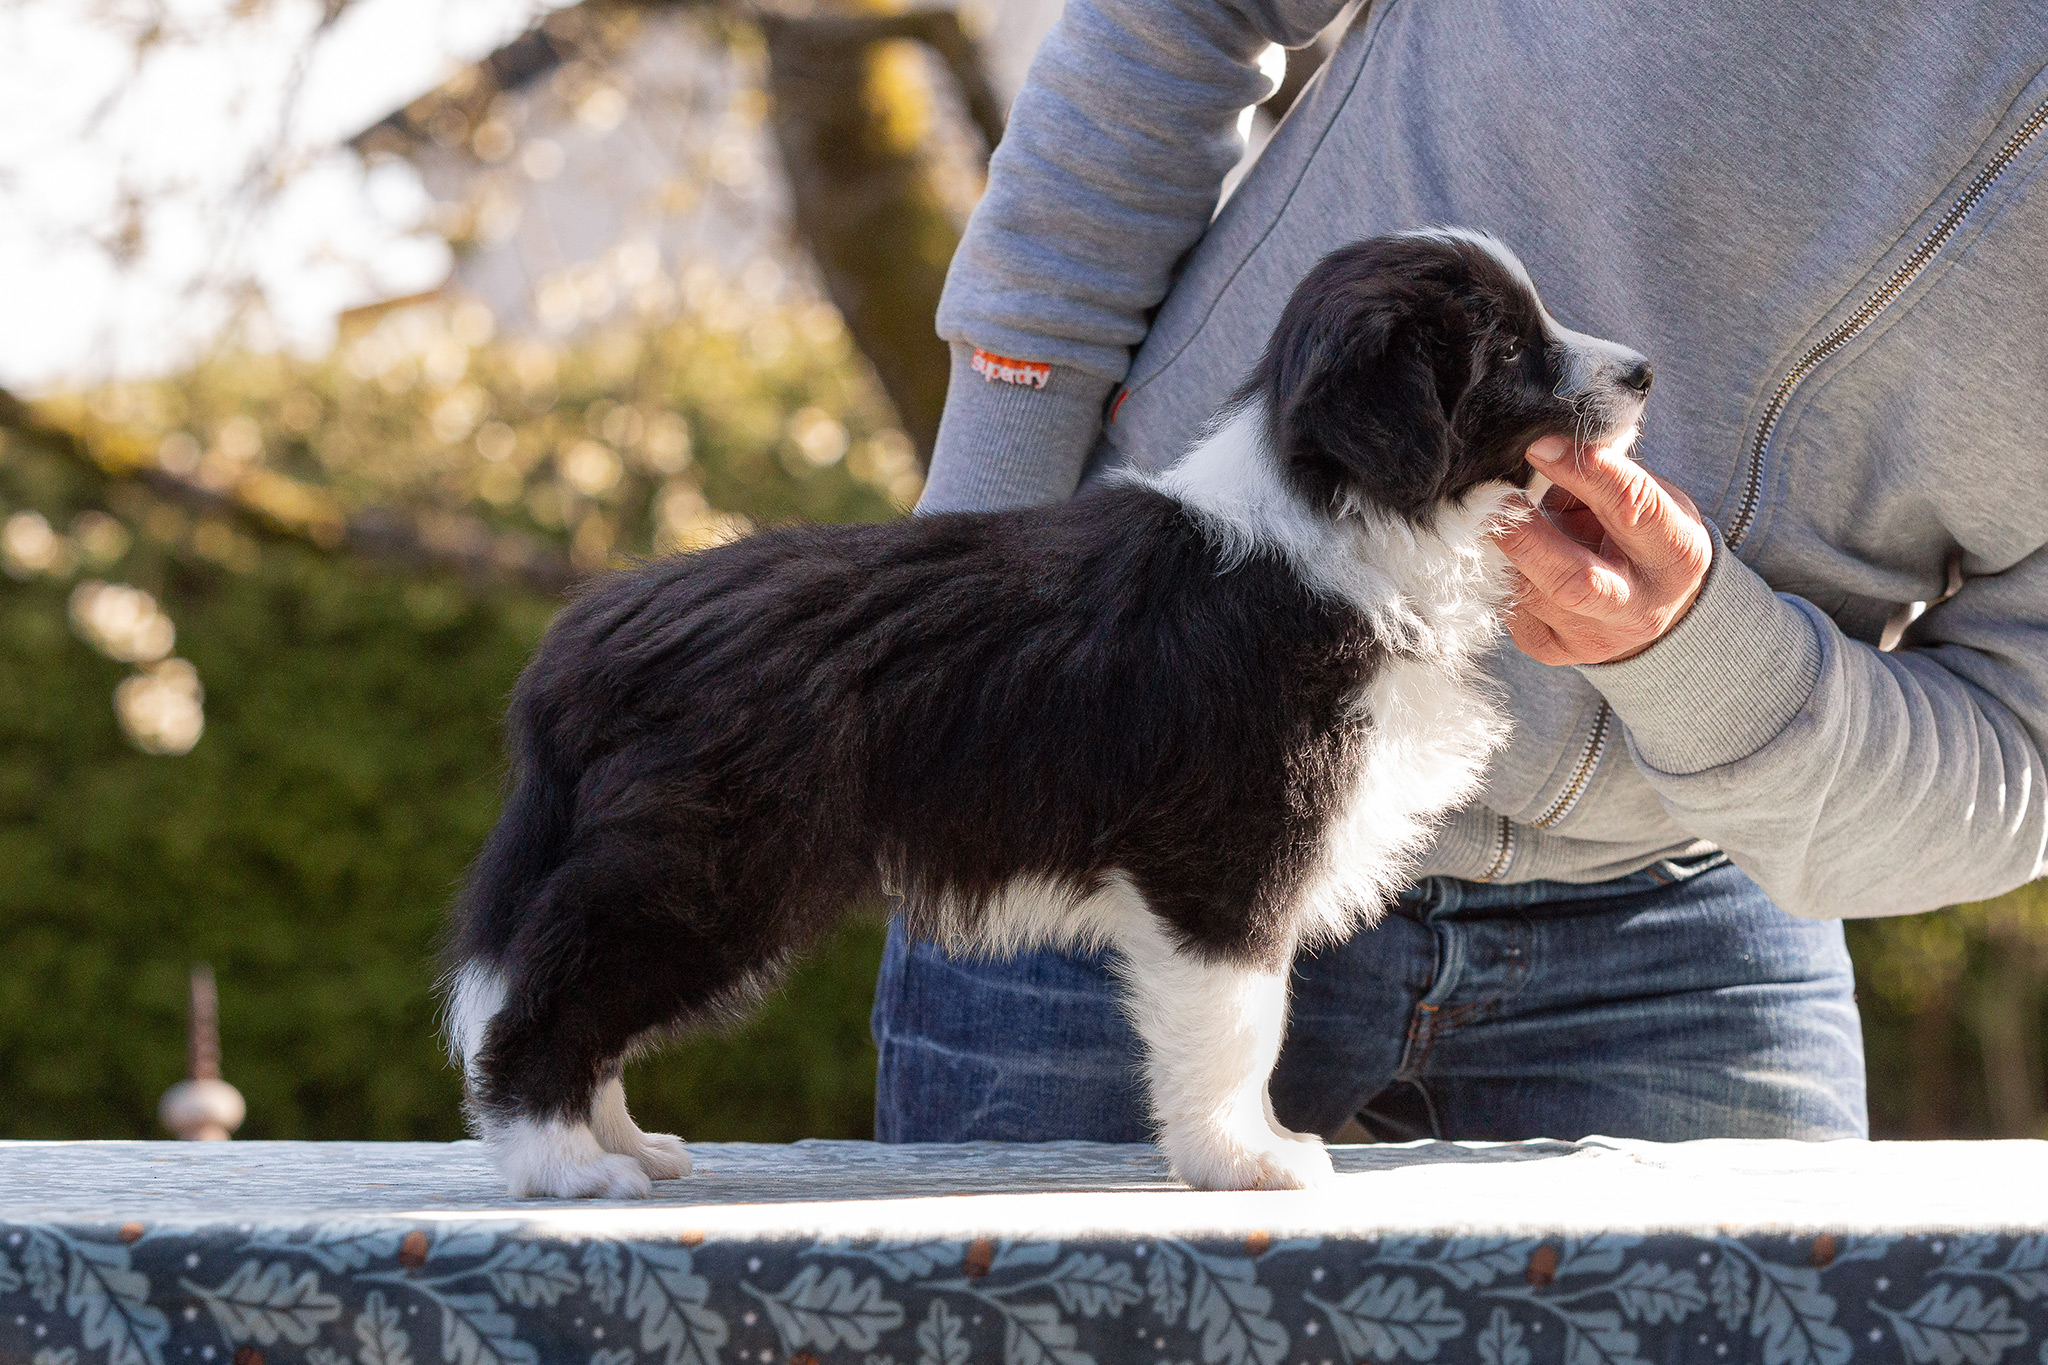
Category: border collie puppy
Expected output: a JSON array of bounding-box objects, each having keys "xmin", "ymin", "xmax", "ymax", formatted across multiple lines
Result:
[{"xmin": 444, "ymin": 230, "xmax": 1651, "ymax": 1198}]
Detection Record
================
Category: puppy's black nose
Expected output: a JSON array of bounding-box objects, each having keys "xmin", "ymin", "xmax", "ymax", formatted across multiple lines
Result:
[{"xmin": 1621, "ymin": 360, "xmax": 1655, "ymax": 393}]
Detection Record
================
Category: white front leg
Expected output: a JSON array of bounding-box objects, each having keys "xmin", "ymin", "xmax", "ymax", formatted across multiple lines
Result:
[{"xmin": 1111, "ymin": 914, "xmax": 1333, "ymax": 1191}]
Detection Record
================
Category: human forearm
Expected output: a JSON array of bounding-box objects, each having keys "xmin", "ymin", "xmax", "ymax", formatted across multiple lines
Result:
[
  {"xmin": 916, "ymin": 346, "xmax": 1115, "ymax": 514},
  {"xmin": 1582, "ymin": 543, "xmax": 2048, "ymax": 918},
  {"xmin": 924, "ymin": 0, "xmax": 1349, "ymax": 512},
  {"xmin": 1500, "ymin": 436, "xmax": 2048, "ymax": 917}
]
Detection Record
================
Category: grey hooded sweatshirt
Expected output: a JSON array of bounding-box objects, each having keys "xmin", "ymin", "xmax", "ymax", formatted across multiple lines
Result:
[{"xmin": 917, "ymin": 0, "xmax": 2048, "ymax": 920}]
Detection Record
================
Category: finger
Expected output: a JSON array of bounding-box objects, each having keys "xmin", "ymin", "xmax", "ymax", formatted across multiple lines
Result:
[
  {"xmin": 1548, "ymin": 501, "xmax": 1607, "ymax": 551},
  {"xmin": 1512, "ymin": 583, "xmax": 1647, "ymax": 666},
  {"xmin": 1650, "ymin": 471, "xmax": 1702, "ymax": 522},
  {"xmin": 1515, "ymin": 577, "xmax": 1636, "ymax": 663},
  {"xmin": 1507, "ymin": 608, "xmax": 1575, "ymax": 666},
  {"xmin": 1496, "ymin": 511, "xmax": 1634, "ymax": 619},
  {"xmin": 1528, "ymin": 440, "xmax": 1696, "ymax": 572},
  {"xmin": 1513, "ymin": 580, "xmax": 1595, "ymax": 637}
]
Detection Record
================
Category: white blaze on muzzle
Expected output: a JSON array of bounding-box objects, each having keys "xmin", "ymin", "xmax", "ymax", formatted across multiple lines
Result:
[{"xmin": 1548, "ymin": 318, "xmax": 1649, "ymax": 401}]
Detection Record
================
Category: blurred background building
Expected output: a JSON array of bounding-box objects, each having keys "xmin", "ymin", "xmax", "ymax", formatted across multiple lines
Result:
[
  {"xmin": 348, "ymin": 8, "xmax": 810, "ymax": 342},
  {"xmin": 0, "ymin": 0, "xmax": 2041, "ymax": 1146}
]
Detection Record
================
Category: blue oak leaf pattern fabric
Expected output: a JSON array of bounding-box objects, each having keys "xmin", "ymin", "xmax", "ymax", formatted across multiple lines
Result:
[{"xmin": 7, "ymin": 1224, "xmax": 2048, "ymax": 1365}]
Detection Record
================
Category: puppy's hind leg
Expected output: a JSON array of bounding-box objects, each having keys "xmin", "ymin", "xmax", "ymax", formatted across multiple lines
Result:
[
  {"xmin": 590, "ymin": 1073, "xmax": 691, "ymax": 1181},
  {"xmin": 483, "ymin": 1111, "xmax": 655, "ymax": 1200},
  {"xmin": 448, "ymin": 956, "xmax": 651, "ymax": 1199},
  {"xmin": 1110, "ymin": 912, "xmax": 1332, "ymax": 1192},
  {"xmin": 466, "ymin": 830, "xmax": 809, "ymax": 1199}
]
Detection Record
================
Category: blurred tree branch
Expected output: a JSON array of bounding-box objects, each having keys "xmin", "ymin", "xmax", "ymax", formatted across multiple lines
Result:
[
  {"xmin": 350, "ymin": 0, "xmax": 999, "ymax": 468},
  {"xmin": 765, "ymin": 10, "xmax": 1004, "ymax": 151},
  {"xmin": 0, "ymin": 384, "xmax": 578, "ymax": 594},
  {"xmin": 758, "ymin": 5, "xmax": 1003, "ymax": 465}
]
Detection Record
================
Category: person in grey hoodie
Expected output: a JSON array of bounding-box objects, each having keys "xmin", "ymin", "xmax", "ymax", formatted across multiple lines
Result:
[{"xmin": 871, "ymin": 1, "xmax": 2048, "ymax": 1144}]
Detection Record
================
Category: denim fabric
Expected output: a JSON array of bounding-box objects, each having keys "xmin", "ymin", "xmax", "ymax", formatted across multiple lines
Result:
[{"xmin": 871, "ymin": 858, "xmax": 1868, "ymax": 1144}]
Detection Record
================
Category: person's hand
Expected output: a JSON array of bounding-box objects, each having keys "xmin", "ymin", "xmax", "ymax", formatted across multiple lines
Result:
[{"xmin": 1495, "ymin": 436, "xmax": 1713, "ymax": 665}]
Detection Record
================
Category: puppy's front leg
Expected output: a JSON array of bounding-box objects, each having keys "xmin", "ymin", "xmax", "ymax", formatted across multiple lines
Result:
[{"xmin": 1112, "ymin": 915, "xmax": 1333, "ymax": 1191}]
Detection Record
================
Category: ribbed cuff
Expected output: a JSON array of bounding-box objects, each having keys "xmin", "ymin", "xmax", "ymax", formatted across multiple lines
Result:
[
  {"xmin": 915, "ymin": 343, "xmax": 1117, "ymax": 514},
  {"xmin": 1578, "ymin": 527, "xmax": 1823, "ymax": 776}
]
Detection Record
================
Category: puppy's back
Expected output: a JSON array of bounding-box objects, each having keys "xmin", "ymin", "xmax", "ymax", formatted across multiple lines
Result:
[{"xmin": 452, "ymin": 483, "xmax": 1374, "ymax": 971}]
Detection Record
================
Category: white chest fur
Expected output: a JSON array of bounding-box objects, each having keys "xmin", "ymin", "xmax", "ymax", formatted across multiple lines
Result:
[
  {"xmin": 1146, "ymin": 402, "xmax": 1525, "ymax": 944},
  {"xmin": 1295, "ymin": 653, "xmax": 1506, "ymax": 945}
]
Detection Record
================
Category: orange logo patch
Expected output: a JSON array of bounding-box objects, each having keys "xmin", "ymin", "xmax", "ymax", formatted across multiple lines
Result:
[{"xmin": 971, "ymin": 348, "xmax": 1052, "ymax": 389}]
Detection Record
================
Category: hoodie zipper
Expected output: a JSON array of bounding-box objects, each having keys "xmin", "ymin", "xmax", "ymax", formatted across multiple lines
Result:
[
  {"xmin": 1728, "ymin": 90, "xmax": 2048, "ymax": 549},
  {"xmin": 1474, "ymin": 701, "xmax": 1610, "ymax": 882},
  {"xmin": 1493, "ymin": 89, "xmax": 2048, "ymax": 877},
  {"xmin": 1530, "ymin": 703, "xmax": 1612, "ymax": 828},
  {"xmin": 1480, "ymin": 93, "xmax": 2048, "ymax": 887},
  {"xmin": 1475, "ymin": 815, "xmax": 1516, "ymax": 882}
]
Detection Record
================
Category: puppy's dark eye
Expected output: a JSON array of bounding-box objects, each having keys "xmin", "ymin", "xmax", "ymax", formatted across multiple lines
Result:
[{"xmin": 1499, "ymin": 341, "xmax": 1522, "ymax": 365}]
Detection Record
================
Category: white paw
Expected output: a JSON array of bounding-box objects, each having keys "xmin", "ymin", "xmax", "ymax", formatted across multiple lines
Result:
[
  {"xmin": 587, "ymin": 1079, "xmax": 690, "ymax": 1181},
  {"xmin": 511, "ymin": 1151, "xmax": 652, "ymax": 1200},
  {"xmin": 1164, "ymin": 1128, "xmax": 1335, "ymax": 1191},
  {"xmin": 634, "ymin": 1132, "xmax": 692, "ymax": 1181},
  {"xmin": 490, "ymin": 1116, "xmax": 656, "ymax": 1199}
]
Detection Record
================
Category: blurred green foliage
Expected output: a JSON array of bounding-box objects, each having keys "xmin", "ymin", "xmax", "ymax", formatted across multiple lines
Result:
[
  {"xmin": 0, "ymin": 297, "xmax": 907, "ymax": 1141},
  {"xmin": 1850, "ymin": 882, "xmax": 2048, "ymax": 1139},
  {"xmin": 0, "ymin": 537, "xmax": 889, "ymax": 1141}
]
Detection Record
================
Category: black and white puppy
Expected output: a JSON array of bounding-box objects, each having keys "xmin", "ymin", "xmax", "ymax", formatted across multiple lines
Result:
[{"xmin": 444, "ymin": 229, "xmax": 1651, "ymax": 1198}]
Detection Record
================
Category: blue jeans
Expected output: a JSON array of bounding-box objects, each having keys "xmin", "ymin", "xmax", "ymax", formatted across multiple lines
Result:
[{"xmin": 871, "ymin": 857, "xmax": 1867, "ymax": 1143}]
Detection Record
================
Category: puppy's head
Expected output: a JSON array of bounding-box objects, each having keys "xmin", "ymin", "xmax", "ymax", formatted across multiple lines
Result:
[{"xmin": 1244, "ymin": 229, "xmax": 1651, "ymax": 523}]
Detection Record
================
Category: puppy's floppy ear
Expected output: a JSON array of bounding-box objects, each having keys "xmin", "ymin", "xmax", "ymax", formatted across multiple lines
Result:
[{"xmin": 1246, "ymin": 246, "xmax": 1462, "ymax": 522}]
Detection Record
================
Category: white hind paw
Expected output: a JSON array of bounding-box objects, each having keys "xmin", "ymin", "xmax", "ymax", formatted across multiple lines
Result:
[
  {"xmin": 634, "ymin": 1132, "xmax": 692, "ymax": 1181},
  {"xmin": 491, "ymin": 1118, "xmax": 656, "ymax": 1200},
  {"xmin": 522, "ymin": 1152, "xmax": 652, "ymax": 1200}
]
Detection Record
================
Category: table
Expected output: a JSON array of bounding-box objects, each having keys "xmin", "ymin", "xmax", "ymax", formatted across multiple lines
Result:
[{"xmin": 3, "ymin": 1137, "xmax": 2045, "ymax": 1365}]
